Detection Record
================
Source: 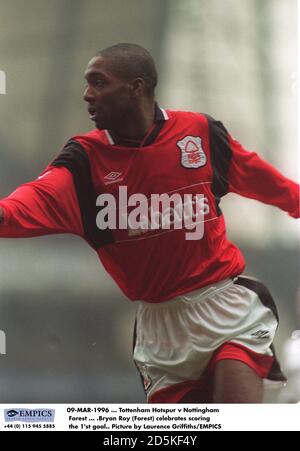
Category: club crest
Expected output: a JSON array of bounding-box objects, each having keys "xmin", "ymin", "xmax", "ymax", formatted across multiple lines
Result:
[{"xmin": 177, "ymin": 136, "xmax": 207, "ymax": 169}]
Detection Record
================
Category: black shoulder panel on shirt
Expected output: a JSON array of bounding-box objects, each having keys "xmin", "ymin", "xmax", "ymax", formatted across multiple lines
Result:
[
  {"xmin": 51, "ymin": 139, "xmax": 114, "ymax": 249},
  {"xmin": 204, "ymin": 114, "xmax": 232, "ymax": 215}
]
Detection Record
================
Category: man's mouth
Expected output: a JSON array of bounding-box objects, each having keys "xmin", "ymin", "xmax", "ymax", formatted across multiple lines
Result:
[{"xmin": 88, "ymin": 106, "xmax": 97, "ymax": 121}]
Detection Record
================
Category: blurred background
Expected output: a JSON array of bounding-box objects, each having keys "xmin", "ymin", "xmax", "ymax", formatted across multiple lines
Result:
[{"xmin": 0, "ymin": 0, "xmax": 298, "ymax": 402}]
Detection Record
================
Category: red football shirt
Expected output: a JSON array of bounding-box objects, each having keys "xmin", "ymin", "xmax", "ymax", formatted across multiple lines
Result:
[{"xmin": 0, "ymin": 108, "xmax": 299, "ymax": 301}]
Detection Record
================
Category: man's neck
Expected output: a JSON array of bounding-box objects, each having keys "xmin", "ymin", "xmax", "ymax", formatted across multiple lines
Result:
[{"xmin": 110, "ymin": 100, "xmax": 156, "ymax": 141}]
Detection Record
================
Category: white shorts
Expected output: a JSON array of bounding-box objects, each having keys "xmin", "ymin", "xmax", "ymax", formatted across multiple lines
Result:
[{"xmin": 133, "ymin": 276, "xmax": 285, "ymax": 402}]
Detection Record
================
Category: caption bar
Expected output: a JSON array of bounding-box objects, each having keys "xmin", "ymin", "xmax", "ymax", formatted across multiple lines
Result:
[{"xmin": 0, "ymin": 404, "xmax": 299, "ymax": 432}]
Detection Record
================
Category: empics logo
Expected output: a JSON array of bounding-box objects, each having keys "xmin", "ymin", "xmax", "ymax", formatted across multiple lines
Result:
[
  {"xmin": 6, "ymin": 410, "xmax": 18, "ymax": 417},
  {"xmin": 4, "ymin": 409, "xmax": 55, "ymax": 423},
  {"xmin": 0, "ymin": 70, "xmax": 6, "ymax": 95}
]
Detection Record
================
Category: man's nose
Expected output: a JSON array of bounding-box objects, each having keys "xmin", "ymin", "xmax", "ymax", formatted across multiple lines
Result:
[{"xmin": 83, "ymin": 85, "xmax": 96, "ymax": 103}]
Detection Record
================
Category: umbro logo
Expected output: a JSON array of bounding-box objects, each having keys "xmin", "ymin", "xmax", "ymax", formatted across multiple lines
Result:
[
  {"xmin": 251, "ymin": 330, "xmax": 270, "ymax": 339},
  {"xmin": 103, "ymin": 171, "xmax": 123, "ymax": 185}
]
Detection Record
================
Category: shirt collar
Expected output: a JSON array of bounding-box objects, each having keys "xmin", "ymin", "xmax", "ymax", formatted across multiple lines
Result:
[{"xmin": 154, "ymin": 103, "xmax": 169, "ymax": 122}]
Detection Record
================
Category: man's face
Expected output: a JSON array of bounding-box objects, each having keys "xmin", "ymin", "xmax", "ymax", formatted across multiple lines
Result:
[{"xmin": 83, "ymin": 56, "xmax": 135, "ymax": 130}]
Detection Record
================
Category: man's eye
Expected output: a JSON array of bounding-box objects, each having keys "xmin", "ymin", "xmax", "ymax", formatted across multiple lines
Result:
[{"xmin": 95, "ymin": 79, "xmax": 104, "ymax": 87}]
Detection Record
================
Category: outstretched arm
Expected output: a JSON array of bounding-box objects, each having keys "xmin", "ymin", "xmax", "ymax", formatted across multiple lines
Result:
[
  {"xmin": 227, "ymin": 137, "xmax": 299, "ymax": 218},
  {"xmin": 206, "ymin": 116, "xmax": 300, "ymax": 218},
  {"xmin": 0, "ymin": 166, "xmax": 84, "ymax": 238}
]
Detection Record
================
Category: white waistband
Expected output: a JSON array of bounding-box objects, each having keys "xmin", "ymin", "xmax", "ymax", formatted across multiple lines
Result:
[
  {"xmin": 179, "ymin": 277, "xmax": 236, "ymax": 303},
  {"xmin": 139, "ymin": 277, "xmax": 238, "ymax": 307}
]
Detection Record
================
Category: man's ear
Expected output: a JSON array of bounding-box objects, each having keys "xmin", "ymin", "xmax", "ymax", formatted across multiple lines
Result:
[{"xmin": 130, "ymin": 77, "xmax": 145, "ymax": 97}]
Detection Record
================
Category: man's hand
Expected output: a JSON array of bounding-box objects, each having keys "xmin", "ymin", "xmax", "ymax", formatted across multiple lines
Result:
[{"xmin": 0, "ymin": 207, "xmax": 4, "ymax": 224}]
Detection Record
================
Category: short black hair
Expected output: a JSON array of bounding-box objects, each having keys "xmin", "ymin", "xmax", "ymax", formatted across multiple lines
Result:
[{"xmin": 97, "ymin": 43, "xmax": 157, "ymax": 97}]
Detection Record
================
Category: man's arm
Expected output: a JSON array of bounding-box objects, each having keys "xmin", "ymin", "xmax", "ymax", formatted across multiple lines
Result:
[
  {"xmin": 0, "ymin": 166, "xmax": 84, "ymax": 238},
  {"xmin": 206, "ymin": 117, "xmax": 300, "ymax": 218},
  {"xmin": 227, "ymin": 136, "xmax": 299, "ymax": 218}
]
